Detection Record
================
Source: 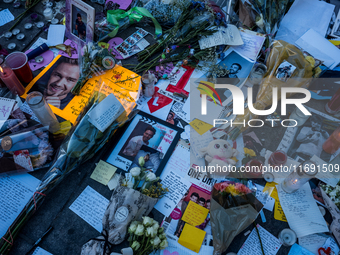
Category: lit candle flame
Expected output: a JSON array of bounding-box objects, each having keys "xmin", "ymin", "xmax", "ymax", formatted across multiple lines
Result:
[
  {"xmin": 0, "ymin": 66, "xmax": 3, "ymax": 73},
  {"xmin": 292, "ymin": 179, "xmax": 298, "ymax": 184}
]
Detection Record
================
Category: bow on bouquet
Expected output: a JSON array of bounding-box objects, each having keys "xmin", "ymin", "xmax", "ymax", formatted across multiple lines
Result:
[
  {"xmin": 81, "ymin": 158, "xmax": 168, "ymax": 254},
  {"xmin": 210, "ymin": 181, "xmax": 263, "ymax": 255}
]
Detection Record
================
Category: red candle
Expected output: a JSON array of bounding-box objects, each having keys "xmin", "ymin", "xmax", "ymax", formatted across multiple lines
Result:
[
  {"xmin": 323, "ymin": 126, "xmax": 340, "ymax": 154},
  {"xmin": 246, "ymin": 159, "xmax": 263, "ymax": 178},
  {"xmin": 268, "ymin": 150, "xmax": 287, "ymax": 167},
  {"xmin": 325, "ymin": 88, "xmax": 340, "ymax": 115},
  {"xmin": 0, "ymin": 61, "xmax": 25, "ymax": 96}
]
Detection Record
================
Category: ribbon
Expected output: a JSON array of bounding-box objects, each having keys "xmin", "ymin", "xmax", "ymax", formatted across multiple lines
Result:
[{"xmin": 106, "ymin": 7, "xmax": 162, "ymax": 38}]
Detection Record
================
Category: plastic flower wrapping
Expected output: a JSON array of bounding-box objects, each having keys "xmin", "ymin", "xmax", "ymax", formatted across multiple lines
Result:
[{"xmin": 210, "ymin": 180, "xmax": 263, "ymax": 255}]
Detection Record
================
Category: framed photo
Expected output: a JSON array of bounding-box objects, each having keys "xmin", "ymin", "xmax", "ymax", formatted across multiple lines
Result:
[
  {"xmin": 65, "ymin": 0, "xmax": 95, "ymax": 46},
  {"xmin": 331, "ymin": 10, "xmax": 340, "ymax": 38},
  {"xmin": 104, "ymin": 112, "xmax": 182, "ymax": 176}
]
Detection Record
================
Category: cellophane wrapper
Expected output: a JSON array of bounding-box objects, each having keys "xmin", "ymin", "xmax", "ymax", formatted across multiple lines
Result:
[
  {"xmin": 210, "ymin": 184, "xmax": 263, "ymax": 255},
  {"xmin": 102, "ymin": 186, "xmax": 158, "ymax": 245},
  {"xmin": 228, "ymin": 40, "xmax": 315, "ymax": 140}
]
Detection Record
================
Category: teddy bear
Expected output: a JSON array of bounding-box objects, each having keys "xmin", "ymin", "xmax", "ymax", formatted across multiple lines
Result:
[{"xmin": 200, "ymin": 139, "xmax": 238, "ymax": 177}]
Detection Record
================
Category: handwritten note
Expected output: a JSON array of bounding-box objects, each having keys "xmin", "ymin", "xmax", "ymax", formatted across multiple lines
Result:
[
  {"xmin": 0, "ymin": 9, "xmax": 14, "ymax": 27},
  {"xmin": 237, "ymin": 225, "xmax": 281, "ymax": 255},
  {"xmin": 154, "ymin": 171, "xmax": 191, "ymax": 217},
  {"xmin": 182, "ymin": 201, "xmax": 209, "ymax": 226},
  {"xmin": 69, "ymin": 186, "xmax": 109, "ymax": 232},
  {"xmin": 0, "ymin": 97, "xmax": 15, "ymax": 130},
  {"xmin": 232, "ymin": 28, "xmax": 266, "ymax": 61},
  {"xmin": 189, "ymin": 119, "xmax": 213, "ymax": 135},
  {"xmin": 161, "ymin": 237, "xmax": 214, "ymax": 255},
  {"xmin": 274, "ymin": 200, "xmax": 287, "ymax": 222},
  {"xmin": 288, "ymin": 244, "xmax": 314, "ymax": 255},
  {"xmin": 0, "ymin": 173, "xmax": 40, "ymax": 238},
  {"xmin": 190, "ymin": 128, "xmax": 214, "ymax": 158},
  {"xmin": 299, "ymin": 234, "xmax": 328, "ymax": 254},
  {"xmin": 161, "ymin": 144, "xmax": 191, "ymax": 179},
  {"xmin": 311, "ymin": 155, "xmax": 339, "ymax": 187},
  {"xmin": 323, "ymin": 237, "xmax": 340, "ymax": 254},
  {"xmin": 32, "ymin": 247, "xmax": 53, "ymax": 255},
  {"xmin": 276, "ymin": 183, "xmax": 328, "ymax": 237},
  {"xmin": 178, "ymin": 223, "xmax": 206, "ymax": 253},
  {"xmin": 90, "ymin": 160, "xmax": 117, "ymax": 185},
  {"xmin": 88, "ymin": 94, "xmax": 125, "ymax": 132}
]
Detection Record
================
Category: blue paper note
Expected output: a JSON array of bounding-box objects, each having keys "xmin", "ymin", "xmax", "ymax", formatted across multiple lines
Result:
[
  {"xmin": 0, "ymin": 9, "xmax": 14, "ymax": 27},
  {"xmin": 288, "ymin": 244, "xmax": 314, "ymax": 255}
]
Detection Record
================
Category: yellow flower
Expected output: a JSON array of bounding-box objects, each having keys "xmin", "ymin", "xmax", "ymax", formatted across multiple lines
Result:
[
  {"xmin": 225, "ymin": 185, "xmax": 238, "ymax": 196},
  {"xmin": 244, "ymin": 148, "xmax": 256, "ymax": 157}
]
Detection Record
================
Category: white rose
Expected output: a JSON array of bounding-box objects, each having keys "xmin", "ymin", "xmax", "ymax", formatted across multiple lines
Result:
[
  {"xmin": 142, "ymin": 216, "xmax": 153, "ymax": 227},
  {"xmin": 146, "ymin": 227, "xmax": 157, "ymax": 238},
  {"xmin": 152, "ymin": 236, "xmax": 161, "ymax": 247},
  {"xmin": 146, "ymin": 172, "xmax": 156, "ymax": 182},
  {"xmin": 130, "ymin": 167, "xmax": 141, "ymax": 177},
  {"xmin": 159, "ymin": 239, "xmax": 168, "ymax": 249},
  {"xmin": 131, "ymin": 241, "xmax": 141, "ymax": 251},
  {"xmin": 126, "ymin": 181, "xmax": 134, "ymax": 189},
  {"xmin": 128, "ymin": 221, "xmax": 138, "ymax": 234},
  {"xmin": 152, "ymin": 222, "xmax": 159, "ymax": 231},
  {"xmin": 159, "ymin": 233, "xmax": 166, "ymax": 240},
  {"xmin": 138, "ymin": 156, "xmax": 145, "ymax": 167},
  {"xmin": 135, "ymin": 224, "xmax": 144, "ymax": 236}
]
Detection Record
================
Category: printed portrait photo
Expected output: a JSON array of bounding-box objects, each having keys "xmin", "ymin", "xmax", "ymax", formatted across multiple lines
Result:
[
  {"xmin": 275, "ymin": 60, "xmax": 296, "ymax": 82},
  {"xmin": 72, "ymin": 5, "xmax": 87, "ymax": 42},
  {"xmin": 128, "ymin": 145, "xmax": 162, "ymax": 173},
  {"xmin": 27, "ymin": 56, "xmax": 79, "ymax": 110}
]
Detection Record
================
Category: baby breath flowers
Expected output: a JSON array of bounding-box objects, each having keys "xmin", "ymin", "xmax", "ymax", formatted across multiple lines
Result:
[
  {"xmin": 320, "ymin": 183, "xmax": 340, "ymax": 209},
  {"xmin": 128, "ymin": 217, "xmax": 168, "ymax": 255}
]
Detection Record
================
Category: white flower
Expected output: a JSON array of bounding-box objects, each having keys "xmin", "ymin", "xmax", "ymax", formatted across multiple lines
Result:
[
  {"xmin": 152, "ymin": 236, "xmax": 161, "ymax": 247},
  {"xmin": 126, "ymin": 181, "xmax": 134, "ymax": 189},
  {"xmin": 146, "ymin": 227, "xmax": 157, "ymax": 238},
  {"xmin": 130, "ymin": 167, "xmax": 141, "ymax": 177},
  {"xmin": 135, "ymin": 224, "xmax": 144, "ymax": 236},
  {"xmin": 142, "ymin": 216, "xmax": 153, "ymax": 227},
  {"xmin": 159, "ymin": 239, "xmax": 168, "ymax": 249},
  {"xmin": 138, "ymin": 156, "xmax": 145, "ymax": 167},
  {"xmin": 152, "ymin": 221, "xmax": 159, "ymax": 231},
  {"xmin": 159, "ymin": 233, "xmax": 166, "ymax": 240},
  {"xmin": 158, "ymin": 227, "xmax": 164, "ymax": 234},
  {"xmin": 131, "ymin": 241, "xmax": 141, "ymax": 251},
  {"xmin": 146, "ymin": 172, "xmax": 156, "ymax": 182},
  {"xmin": 128, "ymin": 221, "xmax": 138, "ymax": 234}
]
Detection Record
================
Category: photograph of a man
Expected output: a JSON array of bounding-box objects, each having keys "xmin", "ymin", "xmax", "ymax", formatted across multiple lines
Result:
[
  {"xmin": 227, "ymin": 63, "xmax": 241, "ymax": 85},
  {"xmin": 122, "ymin": 126, "xmax": 156, "ymax": 157},
  {"xmin": 72, "ymin": 6, "xmax": 87, "ymax": 42},
  {"xmin": 75, "ymin": 13, "xmax": 86, "ymax": 40},
  {"xmin": 28, "ymin": 57, "xmax": 79, "ymax": 110}
]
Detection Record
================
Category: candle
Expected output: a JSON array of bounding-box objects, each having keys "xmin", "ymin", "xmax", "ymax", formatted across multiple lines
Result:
[
  {"xmin": 24, "ymin": 23, "xmax": 33, "ymax": 29},
  {"xmin": 12, "ymin": 28, "xmax": 20, "ymax": 35},
  {"xmin": 278, "ymin": 228, "xmax": 297, "ymax": 246},
  {"xmin": 322, "ymin": 126, "xmax": 340, "ymax": 154},
  {"xmin": 268, "ymin": 150, "xmax": 287, "ymax": 167},
  {"xmin": 7, "ymin": 43, "xmax": 16, "ymax": 50},
  {"xmin": 43, "ymin": 8, "xmax": 53, "ymax": 21},
  {"xmin": 281, "ymin": 160, "xmax": 317, "ymax": 193},
  {"xmin": 289, "ymin": 107, "xmax": 309, "ymax": 126},
  {"xmin": 325, "ymin": 87, "xmax": 340, "ymax": 114},
  {"xmin": 26, "ymin": 92, "xmax": 60, "ymax": 133},
  {"xmin": 4, "ymin": 32, "xmax": 12, "ymax": 39},
  {"xmin": 245, "ymin": 159, "xmax": 263, "ymax": 178},
  {"xmin": 36, "ymin": 21, "xmax": 45, "ymax": 28},
  {"xmin": 16, "ymin": 33, "xmax": 25, "ymax": 40},
  {"xmin": 0, "ymin": 61, "xmax": 25, "ymax": 96},
  {"xmin": 263, "ymin": 172, "xmax": 274, "ymax": 182}
]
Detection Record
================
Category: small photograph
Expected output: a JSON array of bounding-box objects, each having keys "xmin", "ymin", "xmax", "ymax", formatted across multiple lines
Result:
[
  {"xmin": 126, "ymin": 37, "xmax": 136, "ymax": 45},
  {"xmin": 128, "ymin": 145, "xmax": 162, "ymax": 173},
  {"xmin": 72, "ymin": 6, "xmax": 87, "ymax": 42},
  {"xmin": 117, "ymin": 46, "xmax": 128, "ymax": 56},
  {"xmin": 121, "ymin": 42, "xmax": 129, "ymax": 49},
  {"xmin": 128, "ymin": 44, "xmax": 142, "ymax": 55},
  {"xmin": 138, "ymin": 28, "xmax": 147, "ymax": 37},
  {"xmin": 132, "ymin": 33, "xmax": 141, "ymax": 41},
  {"xmin": 275, "ymin": 60, "xmax": 296, "ymax": 82}
]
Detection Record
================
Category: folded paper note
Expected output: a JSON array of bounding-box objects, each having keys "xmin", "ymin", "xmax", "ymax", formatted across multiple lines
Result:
[
  {"xmin": 90, "ymin": 160, "xmax": 117, "ymax": 185},
  {"xmin": 178, "ymin": 223, "xmax": 206, "ymax": 253}
]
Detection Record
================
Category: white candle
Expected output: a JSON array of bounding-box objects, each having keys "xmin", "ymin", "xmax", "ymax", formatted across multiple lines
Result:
[{"xmin": 43, "ymin": 8, "xmax": 53, "ymax": 21}]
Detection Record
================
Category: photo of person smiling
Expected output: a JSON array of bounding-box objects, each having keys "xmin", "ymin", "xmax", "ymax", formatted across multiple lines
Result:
[{"xmin": 28, "ymin": 57, "xmax": 79, "ymax": 110}]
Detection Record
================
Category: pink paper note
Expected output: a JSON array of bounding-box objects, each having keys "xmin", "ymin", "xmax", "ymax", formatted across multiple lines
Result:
[
  {"xmin": 108, "ymin": 37, "xmax": 124, "ymax": 59},
  {"xmin": 25, "ymin": 49, "xmax": 54, "ymax": 71},
  {"xmin": 105, "ymin": 0, "xmax": 132, "ymax": 10}
]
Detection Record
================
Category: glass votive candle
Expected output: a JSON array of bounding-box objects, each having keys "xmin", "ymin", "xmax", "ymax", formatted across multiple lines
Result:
[
  {"xmin": 43, "ymin": 7, "xmax": 53, "ymax": 21},
  {"xmin": 289, "ymin": 107, "xmax": 309, "ymax": 126},
  {"xmin": 0, "ymin": 60, "xmax": 25, "ymax": 96},
  {"xmin": 281, "ymin": 160, "xmax": 317, "ymax": 193},
  {"xmin": 268, "ymin": 150, "xmax": 287, "ymax": 167},
  {"xmin": 26, "ymin": 91, "xmax": 60, "ymax": 133},
  {"xmin": 245, "ymin": 159, "xmax": 263, "ymax": 178},
  {"xmin": 263, "ymin": 172, "xmax": 274, "ymax": 182},
  {"xmin": 323, "ymin": 126, "xmax": 340, "ymax": 154},
  {"xmin": 278, "ymin": 228, "xmax": 297, "ymax": 246},
  {"xmin": 325, "ymin": 87, "xmax": 340, "ymax": 115}
]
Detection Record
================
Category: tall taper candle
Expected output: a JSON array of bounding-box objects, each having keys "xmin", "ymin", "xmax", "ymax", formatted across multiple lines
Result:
[{"xmin": 0, "ymin": 60, "xmax": 25, "ymax": 96}]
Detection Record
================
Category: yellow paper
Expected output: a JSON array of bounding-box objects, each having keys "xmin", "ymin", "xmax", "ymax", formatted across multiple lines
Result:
[
  {"xmin": 330, "ymin": 40, "xmax": 340, "ymax": 47},
  {"xmin": 178, "ymin": 224, "xmax": 206, "ymax": 253},
  {"xmin": 181, "ymin": 201, "xmax": 209, "ymax": 226},
  {"xmin": 189, "ymin": 119, "xmax": 213, "ymax": 135},
  {"xmin": 98, "ymin": 42, "xmax": 109, "ymax": 49},
  {"xmin": 53, "ymin": 121, "xmax": 72, "ymax": 135},
  {"xmin": 263, "ymin": 182, "xmax": 279, "ymax": 200},
  {"xmin": 21, "ymin": 55, "xmax": 141, "ymax": 124},
  {"xmin": 274, "ymin": 200, "xmax": 287, "ymax": 222},
  {"xmin": 90, "ymin": 160, "xmax": 117, "ymax": 185}
]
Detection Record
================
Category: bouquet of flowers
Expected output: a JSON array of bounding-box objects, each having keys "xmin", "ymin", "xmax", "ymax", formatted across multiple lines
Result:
[
  {"xmin": 0, "ymin": 76, "xmax": 140, "ymax": 254},
  {"xmin": 128, "ymin": 216, "xmax": 168, "ymax": 254},
  {"xmin": 228, "ymin": 40, "xmax": 318, "ymax": 140},
  {"xmin": 210, "ymin": 181, "xmax": 263, "ymax": 255}
]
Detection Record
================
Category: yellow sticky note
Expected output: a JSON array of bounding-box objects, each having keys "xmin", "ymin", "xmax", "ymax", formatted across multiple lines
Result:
[
  {"xmin": 181, "ymin": 201, "xmax": 209, "ymax": 226},
  {"xmin": 274, "ymin": 200, "xmax": 287, "ymax": 222},
  {"xmin": 53, "ymin": 121, "xmax": 72, "ymax": 135},
  {"xmin": 263, "ymin": 182, "xmax": 279, "ymax": 200},
  {"xmin": 189, "ymin": 119, "xmax": 213, "ymax": 135},
  {"xmin": 178, "ymin": 224, "xmax": 206, "ymax": 253},
  {"xmin": 90, "ymin": 160, "xmax": 117, "ymax": 185}
]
